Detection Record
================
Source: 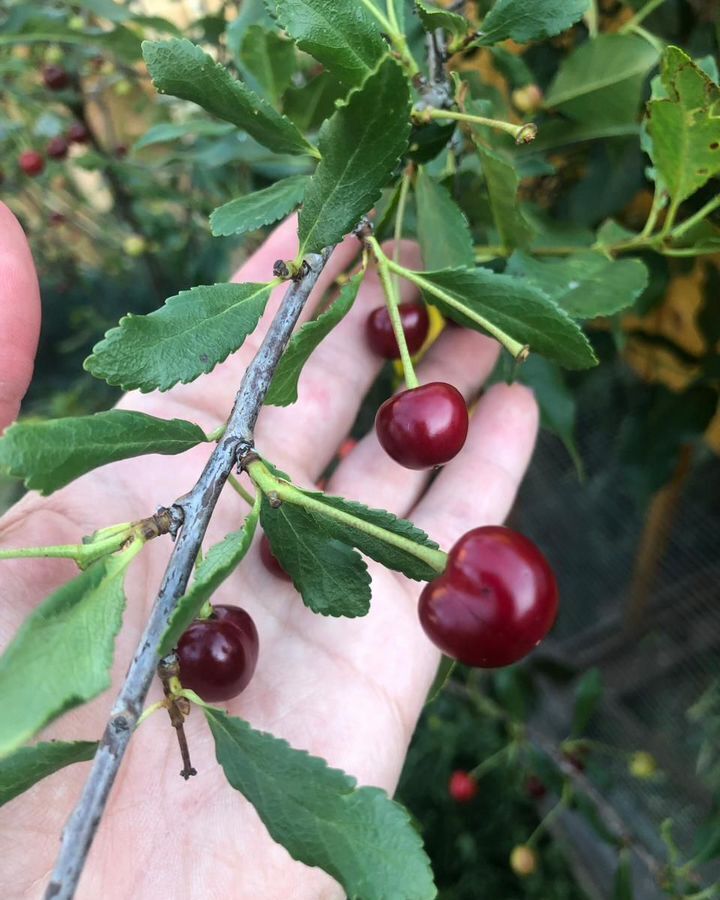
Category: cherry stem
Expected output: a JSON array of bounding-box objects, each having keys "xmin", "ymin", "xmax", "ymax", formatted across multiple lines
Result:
[
  {"xmin": 368, "ymin": 236, "xmax": 420, "ymax": 389},
  {"xmin": 392, "ymin": 169, "xmax": 413, "ymax": 295},
  {"xmin": 247, "ymin": 459, "xmax": 448, "ymax": 575},
  {"xmin": 416, "ymin": 107, "xmax": 537, "ymax": 145},
  {"xmin": 525, "ymin": 781, "xmax": 573, "ymax": 848}
]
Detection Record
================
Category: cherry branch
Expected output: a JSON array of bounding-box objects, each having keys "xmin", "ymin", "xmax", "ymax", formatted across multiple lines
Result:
[{"xmin": 44, "ymin": 245, "xmax": 335, "ymax": 900}]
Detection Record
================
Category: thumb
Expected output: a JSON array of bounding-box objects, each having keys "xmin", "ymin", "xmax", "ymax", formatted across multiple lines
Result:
[{"xmin": 0, "ymin": 202, "xmax": 41, "ymax": 432}]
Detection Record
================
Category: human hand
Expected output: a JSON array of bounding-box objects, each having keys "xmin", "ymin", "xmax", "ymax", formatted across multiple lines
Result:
[{"xmin": 0, "ymin": 203, "xmax": 538, "ymax": 899}]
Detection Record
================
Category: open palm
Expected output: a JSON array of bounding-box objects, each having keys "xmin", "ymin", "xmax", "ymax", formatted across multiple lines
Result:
[{"xmin": 0, "ymin": 204, "xmax": 538, "ymax": 899}]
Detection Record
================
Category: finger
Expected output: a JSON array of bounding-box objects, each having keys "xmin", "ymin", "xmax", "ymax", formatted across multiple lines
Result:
[
  {"xmin": 410, "ymin": 382, "xmax": 539, "ymax": 550},
  {"xmin": 254, "ymin": 240, "xmax": 424, "ymax": 479},
  {"xmin": 0, "ymin": 203, "xmax": 41, "ymax": 431},
  {"xmin": 325, "ymin": 328, "xmax": 500, "ymax": 514}
]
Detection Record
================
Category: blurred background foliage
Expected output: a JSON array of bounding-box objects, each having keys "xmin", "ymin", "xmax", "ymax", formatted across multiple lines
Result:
[{"xmin": 1, "ymin": 0, "xmax": 719, "ymax": 896}]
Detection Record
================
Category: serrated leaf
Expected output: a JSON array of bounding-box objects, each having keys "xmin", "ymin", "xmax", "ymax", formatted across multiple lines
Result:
[
  {"xmin": 418, "ymin": 267, "xmax": 597, "ymax": 369},
  {"xmin": 302, "ymin": 491, "xmax": 442, "ymax": 581},
  {"xmin": 265, "ymin": 273, "xmax": 362, "ymax": 406},
  {"xmin": 160, "ymin": 503, "xmax": 260, "ymax": 656},
  {"xmin": 0, "ymin": 740, "xmax": 98, "ymax": 807},
  {"xmin": 415, "ymin": 0, "xmax": 468, "ymax": 38},
  {"xmin": 299, "ymin": 56, "xmax": 411, "ymax": 254},
  {"xmin": 507, "ymin": 252, "xmax": 649, "ymax": 318},
  {"xmin": 142, "ymin": 39, "xmax": 316, "ymax": 157},
  {"xmin": 240, "ymin": 25, "xmax": 296, "ymax": 106},
  {"xmin": 474, "ymin": 142, "xmax": 534, "ymax": 251},
  {"xmin": 205, "ymin": 708, "xmax": 436, "ymax": 900},
  {"xmin": 210, "ymin": 176, "xmax": 308, "ymax": 237},
  {"xmin": 134, "ymin": 120, "xmax": 235, "ymax": 151},
  {"xmin": 260, "ymin": 496, "xmax": 370, "ymax": 617},
  {"xmin": 646, "ymin": 46, "xmax": 720, "ymax": 204},
  {"xmin": 283, "ymin": 72, "xmax": 346, "ymax": 133},
  {"xmin": 272, "ymin": 0, "xmax": 386, "ymax": 87},
  {"xmin": 571, "ymin": 668, "xmax": 602, "ymax": 736},
  {"xmin": 85, "ymin": 282, "xmax": 273, "ymax": 392},
  {"xmin": 545, "ymin": 35, "xmax": 659, "ymax": 126},
  {"xmin": 519, "ymin": 356, "xmax": 581, "ymax": 473},
  {"xmin": 476, "ymin": 0, "xmax": 588, "ymax": 45},
  {"xmin": 0, "ymin": 553, "xmax": 132, "ymax": 758},
  {"xmin": 0, "ymin": 411, "xmax": 208, "ymax": 496},
  {"xmin": 415, "ymin": 168, "xmax": 475, "ymax": 270}
]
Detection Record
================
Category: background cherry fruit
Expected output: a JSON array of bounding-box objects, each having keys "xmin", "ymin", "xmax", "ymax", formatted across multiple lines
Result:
[
  {"xmin": 42, "ymin": 64, "xmax": 70, "ymax": 90},
  {"xmin": 419, "ymin": 526, "xmax": 558, "ymax": 667},
  {"xmin": 375, "ymin": 381, "xmax": 468, "ymax": 469},
  {"xmin": 19, "ymin": 150, "xmax": 44, "ymax": 177},
  {"xmin": 366, "ymin": 302, "xmax": 430, "ymax": 359},
  {"xmin": 177, "ymin": 604, "xmax": 258, "ymax": 702},
  {"xmin": 448, "ymin": 770, "xmax": 478, "ymax": 803},
  {"xmin": 525, "ymin": 775, "xmax": 547, "ymax": 800},
  {"xmin": 260, "ymin": 534, "xmax": 291, "ymax": 581},
  {"xmin": 510, "ymin": 845, "xmax": 537, "ymax": 877},
  {"xmin": 67, "ymin": 122, "xmax": 90, "ymax": 144},
  {"xmin": 47, "ymin": 136, "xmax": 69, "ymax": 160}
]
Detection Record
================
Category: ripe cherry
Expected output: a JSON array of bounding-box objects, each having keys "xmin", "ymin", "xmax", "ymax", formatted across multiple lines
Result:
[
  {"xmin": 47, "ymin": 136, "xmax": 69, "ymax": 160},
  {"xmin": 375, "ymin": 382, "xmax": 468, "ymax": 469},
  {"xmin": 42, "ymin": 64, "xmax": 70, "ymax": 91},
  {"xmin": 19, "ymin": 151, "xmax": 44, "ymax": 177},
  {"xmin": 366, "ymin": 302, "xmax": 430, "ymax": 359},
  {"xmin": 260, "ymin": 534, "xmax": 291, "ymax": 581},
  {"xmin": 448, "ymin": 770, "xmax": 478, "ymax": 803},
  {"xmin": 419, "ymin": 526, "xmax": 558, "ymax": 667},
  {"xmin": 67, "ymin": 122, "xmax": 90, "ymax": 144},
  {"xmin": 177, "ymin": 604, "xmax": 258, "ymax": 702}
]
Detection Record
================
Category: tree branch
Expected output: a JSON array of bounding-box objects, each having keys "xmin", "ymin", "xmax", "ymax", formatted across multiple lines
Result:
[{"xmin": 44, "ymin": 245, "xmax": 335, "ymax": 900}]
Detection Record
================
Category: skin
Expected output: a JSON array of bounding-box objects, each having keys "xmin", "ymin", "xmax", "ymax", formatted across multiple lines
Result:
[{"xmin": 0, "ymin": 203, "xmax": 538, "ymax": 899}]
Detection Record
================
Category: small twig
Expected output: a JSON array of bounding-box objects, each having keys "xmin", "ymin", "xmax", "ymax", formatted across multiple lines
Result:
[{"xmin": 45, "ymin": 245, "xmax": 336, "ymax": 900}]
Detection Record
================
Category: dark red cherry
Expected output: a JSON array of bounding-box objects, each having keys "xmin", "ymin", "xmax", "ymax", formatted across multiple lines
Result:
[
  {"xmin": 525, "ymin": 775, "xmax": 547, "ymax": 800},
  {"xmin": 260, "ymin": 534, "xmax": 291, "ymax": 581},
  {"xmin": 19, "ymin": 151, "xmax": 44, "ymax": 177},
  {"xmin": 449, "ymin": 770, "xmax": 478, "ymax": 803},
  {"xmin": 419, "ymin": 526, "xmax": 558, "ymax": 667},
  {"xmin": 47, "ymin": 136, "xmax": 69, "ymax": 160},
  {"xmin": 375, "ymin": 381, "xmax": 468, "ymax": 469},
  {"xmin": 366, "ymin": 302, "xmax": 430, "ymax": 359},
  {"xmin": 42, "ymin": 64, "xmax": 70, "ymax": 90},
  {"xmin": 67, "ymin": 122, "xmax": 90, "ymax": 144},
  {"xmin": 177, "ymin": 604, "xmax": 258, "ymax": 702}
]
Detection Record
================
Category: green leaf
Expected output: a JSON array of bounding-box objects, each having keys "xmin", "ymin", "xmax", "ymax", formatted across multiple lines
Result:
[
  {"xmin": 271, "ymin": 0, "xmax": 386, "ymax": 87},
  {"xmin": 160, "ymin": 503, "xmax": 260, "ymax": 656},
  {"xmin": 134, "ymin": 120, "xmax": 235, "ymax": 151},
  {"xmin": 0, "ymin": 552, "xmax": 133, "ymax": 758},
  {"xmin": 205, "ymin": 708, "xmax": 436, "ymax": 900},
  {"xmin": 612, "ymin": 849, "xmax": 635, "ymax": 900},
  {"xmin": 240, "ymin": 25, "xmax": 296, "ymax": 106},
  {"xmin": 571, "ymin": 668, "xmax": 602, "ymax": 736},
  {"xmin": 283, "ymin": 72, "xmax": 346, "ymax": 133},
  {"xmin": 415, "ymin": 0, "xmax": 468, "ymax": 38},
  {"xmin": 474, "ymin": 143, "xmax": 534, "ymax": 251},
  {"xmin": 418, "ymin": 267, "xmax": 598, "ymax": 369},
  {"xmin": 0, "ymin": 410, "xmax": 208, "ymax": 496},
  {"xmin": 0, "ymin": 740, "xmax": 98, "ymax": 807},
  {"xmin": 72, "ymin": 0, "xmax": 129, "ymax": 22},
  {"xmin": 426, "ymin": 655, "xmax": 455, "ymax": 704},
  {"xmin": 545, "ymin": 35, "xmax": 658, "ymax": 126},
  {"xmin": 299, "ymin": 57, "xmax": 411, "ymax": 254},
  {"xmin": 646, "ymin": 46, "xmax": 720, "ymax": 204},
  {"xmin": 298, "ymin": 491, "xmax": 442, "ymax": 581},
  {"xmin": 519, "ymin": 356, "xmax": 582, "ymax": 473},
  {"xmin": 415, "ymin": 168, "xmax": 475, "ymax": 270},
  {"xmin": 265, "ymin": 273, "xmax": 362, "ymax": 406},
  {"xmin": 477, "ymin": 0, "xmax": 588, "ymax": 45},
  {"xmin": 507, "ymin": 252, "xmax": 649, "ymax": 318},
  {"xmin": 142, "ymin": 39, "xmax": 316, "ymax": 157},
  {"xmin": 85, "ymin": 282, "xmax": 273, "ymax": 392},
  {"xmin": 260, "ymin": 496, "xmax": 371, "ymax": 617},
  {"xmin": 210, "ymin": 176, "xmax": 308, "ymax": 237}
]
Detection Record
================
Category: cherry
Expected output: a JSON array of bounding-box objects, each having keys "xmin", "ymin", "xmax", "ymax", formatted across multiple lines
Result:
[
  {"xmin": 177, "ymin": 604, "xmax": 258, "ymax": 702},
  {"xmin": 419, "ymin": 526, "xmax": 558, "ymax": 667},
  {"xmin": 525, "ymin": 775, "xmax": 547, "ymax": 800},
  {"xmin": 510, "ymin": 845, "xmax": 537, "ymax": 877},
  {"xmin": 67, "ymin": 122, "xmax": 90, "ymax": 144},
  {"xmin": 42, "ymin": 64, "xmax": 70, "ymax": 91},
  {"xmin": 47, "ymin": 136, "xmax": 69, "ymax": 160},
  {"xmin": 366, "ymin": 302, "xmax": 430, "ymax": 359},
  {"xmin": 448, "ymin": 770, "xmax": 478, "ymax": 803},
  {"xmin": 259, "ymin": 534, "xmax": 291, "ymax": 581},
  {"xmin": 375, "ymin": 382, "xmax": 468, "ymax": 469},
  {"xmin": 19, "ymin": 151, "xmax": 44, "ymax": 177}
]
